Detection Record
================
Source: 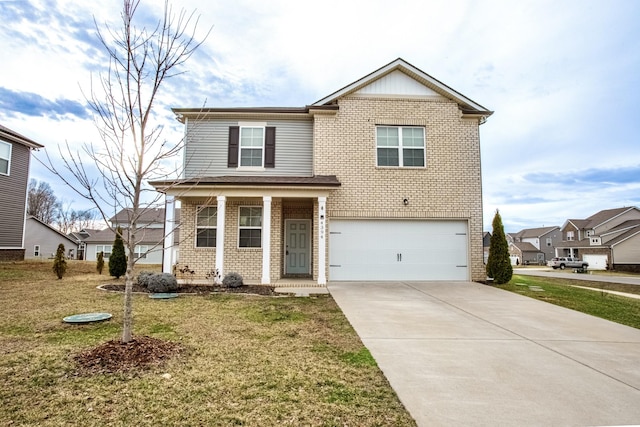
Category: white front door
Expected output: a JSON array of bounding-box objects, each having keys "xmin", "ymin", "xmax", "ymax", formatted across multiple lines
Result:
[{"xmin": 285, "ymin": 220, "xmax": 311, "ymax": 275}]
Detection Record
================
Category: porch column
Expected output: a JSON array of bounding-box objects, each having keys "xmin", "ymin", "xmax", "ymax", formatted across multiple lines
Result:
[
  {"xmin": 318, "ymin": 196, "xmax": 327, "ymax": 285},
  {"xmin": 261, "ymin": 196, "xmax": 272, "ymax": 284},
  {"xmin": 215, "ymin": 196, "xmax": 226, "ymax": 284},
  {"xmin": 162, "ymin": 196, "xmax": 175, "ymax": 274}
]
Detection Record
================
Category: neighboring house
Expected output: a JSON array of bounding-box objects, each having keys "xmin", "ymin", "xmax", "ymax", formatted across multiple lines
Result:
[
  {"xmin": 508, "ymin": 226, "xmax": 561, "ymax": 265},
  {"xmin": 83, "ymin": 208, "xmax": 180, "ymax": 265},
  {"xmin": 68, "ymin": 228, "xmax": 101, "ymax": 260},
  {"xmin": 24, "ymin": 216, "xmax": 78, "ymax": 259},
  {"xmin": 151, "ymin": 58, "xmax": 493, "ymax": 284},
  {"xmin": 483, "ymin": 231, "xmax": 491, "ymax": 264},
  {"xmin": 0, "ymin": 125, "xmax": 44, "ymax": 261},
  {"xmin": 556, "ymin": 207, "xmax": 640, "ymax": 271}
]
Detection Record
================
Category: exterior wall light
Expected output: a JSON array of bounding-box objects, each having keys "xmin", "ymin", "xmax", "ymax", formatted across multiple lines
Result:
[{"xmin": 403, "ymin": 198, "xmax": 409, "ymax": 206}]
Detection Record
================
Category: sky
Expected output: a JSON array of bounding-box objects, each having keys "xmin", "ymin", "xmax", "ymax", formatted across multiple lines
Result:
[{"xmin": 1, "ymin": 0, "xmax": 639, "ymax": 232}]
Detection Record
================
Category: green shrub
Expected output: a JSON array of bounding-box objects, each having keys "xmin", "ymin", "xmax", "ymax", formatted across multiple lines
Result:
[
  {"xmin": 222, "ymin": 272, "xmax": 243, "ymax": 288},
  {"xmin": 109, "ymin": 227, "xmax": 127, "ymax": 279},
  {"xmin": 486, "ymin": 210, "xmax": 513, "ymax": 284},
  {"xmin": 52, "ymin": 243, "xmax": 67, "ymax": 279},
  {"xmin": 96, "ymin": 251, "xmax": 104, "ymax": 274}
]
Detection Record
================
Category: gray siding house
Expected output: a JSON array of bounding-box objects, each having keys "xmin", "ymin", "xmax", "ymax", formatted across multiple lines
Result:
[
  {"xmin": 0, "ymin": 125, "xmax": 44, "ymax": 261},
  {"xmin": 24, "ymin": 216, "xmax": 78, "ymax": 259}
]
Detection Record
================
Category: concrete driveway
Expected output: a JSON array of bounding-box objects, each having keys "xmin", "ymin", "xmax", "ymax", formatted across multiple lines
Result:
[{"xmin": 328, "ymin": 281, "xmax": 640, "ymax": 426}]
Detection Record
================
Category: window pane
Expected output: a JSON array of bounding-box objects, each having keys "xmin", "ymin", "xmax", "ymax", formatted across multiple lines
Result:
[
  {"xmin": 196, "ymin": 229, "xmax": 217, "ymax": 247},
  {"xmin": 240, "ymin": 207, "xmax": 262, "ymax": 227},
  {"xmin": 239, "ymin": 229, "xmax": 261, "ymax": 247},
  {"xmin": 240, "ymin": 148, "xmax": 262, "ymax": 166},
  {"xmin": 377, "ymin": 148, "xmax": 399, "ymax": 166},
  {"xmin": 377, "ymin": 127, "xmax": 399, "ymax": 147},
  {"xmin": 0, "ymin": 141, "xmax": 10, "ymax": 158},
  {"xmin": 0, "ymin": 159, "xmax": 8, "ymax": 174},
  {"xmin": 402, "ymin": 127, "xmax": 424, "ymax": 147},
  {"xmin": 240, "ymin": 127, "xmax": 264, "ymax": 147},
  {"xmin": 197, "ymin": 207, "xmax": 217, "ymax": 227},
  {"xmin": 403, "ymin": 148, "xmax": 425, "ymax": 166}
]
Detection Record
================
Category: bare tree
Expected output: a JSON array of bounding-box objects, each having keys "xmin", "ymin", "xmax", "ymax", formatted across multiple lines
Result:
[
  {"xmin": 56, "ymin": 203, "xmax": 97, "ymax": 234},
  {"xmin": 27, "ymin": 179, "xmax": 61, "ymax": 224},
  {"xmin": 44, "ymin": 0, "xmax": 208, "ymax": 343}
]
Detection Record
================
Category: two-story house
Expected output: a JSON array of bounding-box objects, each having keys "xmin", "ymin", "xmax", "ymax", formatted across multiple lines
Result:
[
  {"xmin": 508, "ymin": 226, "xmax": 561, "ymax": 265},
  {"xmin": 83, "ymin": 208, "xmax": 180, "ymax": 265},
  {"xmin": 0, "ymin": 125, "xmax": 44, "ymax": 261},
  {"xmin": 151, "ymin": 58, "xmax": 493, "ymax": 285},
  {"xmin": 556, "ymin": 206, "xmax": 640, "ymax": 271}
]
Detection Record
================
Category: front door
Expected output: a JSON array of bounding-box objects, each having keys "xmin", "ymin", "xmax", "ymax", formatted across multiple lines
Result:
[{"xmin": 285, "ymin": 220, "xmax": 311, "ymax": 275}]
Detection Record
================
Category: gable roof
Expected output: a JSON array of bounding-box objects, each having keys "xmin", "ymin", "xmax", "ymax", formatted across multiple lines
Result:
[
  {"xmin": 0, "ymin": 124, "xmax": 44, "ymax": 149},
  {"xmin": 562, "ymin": 207, "xmax": 640, "ymax": 231},
  {"xmin": 510, "ymin": 241, "xmax": 541, "ymax": 252},
  {"xmin": 584, "ymin": 207, "xmax": 639, "ymax": 229},
  {"xmin": 514, "ymin": 226, "xmax": 559, "ymax": 239},
  {"xmin": 109, "ymin": 208, "xmax": 181, "ymax": 225},
  {"xmin": 312, "ymin": 58, "xmax": 493, "ymax": 120}
]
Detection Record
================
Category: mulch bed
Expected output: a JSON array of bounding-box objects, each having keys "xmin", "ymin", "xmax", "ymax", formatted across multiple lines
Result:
[
  {"xmin": 100, "ymin": 283, "xmax": 277, "ymax": 296},
  {"xmin": 73, "ymin": 336, "xmax": 185, "ymax": 374}
]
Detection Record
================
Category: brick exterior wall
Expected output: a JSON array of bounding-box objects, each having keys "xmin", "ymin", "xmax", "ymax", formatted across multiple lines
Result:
[
  {"xmin": 178, "ymin": 199, "xmax": 285, "ymax": 282},
  {"xmin": 0, "ymin": 249, "xmax": 25, "ymax": 261},
  {"xmin": 313, "ymin": 96, "xmax": 485, "ymax": 282}
]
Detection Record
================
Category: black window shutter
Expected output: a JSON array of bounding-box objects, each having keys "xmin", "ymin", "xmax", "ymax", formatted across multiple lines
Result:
[
  {"xmin": 264, "ymin": 127, "xmax": 276, "ymax": 168},
  {"xmin": 228, "ymin": 126, "xmax": 239, "ymax": 168}
]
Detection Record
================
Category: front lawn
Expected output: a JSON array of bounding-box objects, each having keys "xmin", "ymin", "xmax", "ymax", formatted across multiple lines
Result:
[
  {"xmin": 499, "ymin": 275, "xmax": 640, "ymax": 329},
  {"xmin": 0, "ymin": 261, "xmax": 415, "ymax": 426}
]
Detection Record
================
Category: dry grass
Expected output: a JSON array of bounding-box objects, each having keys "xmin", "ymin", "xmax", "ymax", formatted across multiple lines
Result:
[{"xmin": 0, "ymin": 260, "xmax": 415, "ymax": 426}]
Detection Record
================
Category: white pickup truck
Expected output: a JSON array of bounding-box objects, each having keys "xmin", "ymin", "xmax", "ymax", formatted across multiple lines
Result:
[{"xmin": 547, "ymin": 257, "xmax": 589, "ymax": 270}]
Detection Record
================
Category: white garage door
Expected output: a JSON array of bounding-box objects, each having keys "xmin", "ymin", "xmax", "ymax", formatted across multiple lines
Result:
[{"xmin": 329, "ymin": 220, "xmax": 469, "ymax": 281}]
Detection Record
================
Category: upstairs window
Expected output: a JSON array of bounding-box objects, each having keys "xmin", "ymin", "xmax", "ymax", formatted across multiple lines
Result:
[
  {"xmin": 239, "ymin": 207, "xmax": 262, "ymax": 248},
  {"xmin": 240, "ymin": 127, "xmax": 264, "ymax": 167},
  {"xmin": 196, "ymin": 206, "xmax": 217, "ymax": 248},
  {"xmin": 376, "ymin": 126, "xmax": 425, "ymax": 167},
  {"xmin": 228, "ymin": 126, "xmax": 276, "ymax": 168},
  {"xmin": 0, "ymin": 141, "xmax": 11, "ymax": 175},
  {"xmin": 566, "ymin": 231, "xmax": 574, "ymax": 241}
]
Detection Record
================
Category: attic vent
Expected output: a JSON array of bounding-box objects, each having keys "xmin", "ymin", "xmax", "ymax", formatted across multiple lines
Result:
[{"xmin": 590, "ymin": 237, "xmax": 601, "ymax": 246}]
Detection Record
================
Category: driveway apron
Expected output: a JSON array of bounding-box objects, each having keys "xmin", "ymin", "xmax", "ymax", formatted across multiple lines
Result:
[{"xmin": 328, "ymin": 281, "xmax": 640, "ymax": 427}]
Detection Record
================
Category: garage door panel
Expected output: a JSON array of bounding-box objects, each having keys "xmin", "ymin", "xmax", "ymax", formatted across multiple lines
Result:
[{"xmin": 329, "ymin": 220, "xmax": 468, "ymax": 281}]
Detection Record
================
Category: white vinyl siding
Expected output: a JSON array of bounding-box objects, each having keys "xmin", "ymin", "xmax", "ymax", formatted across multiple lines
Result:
[{"xmin": 376, "ymin": 126, "xmax": 425, "ymax": 167}]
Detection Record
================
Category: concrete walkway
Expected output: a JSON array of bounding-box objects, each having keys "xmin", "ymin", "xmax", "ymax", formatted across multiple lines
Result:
[{"xmin": 328, "ymin": 281, "xmax": 640, "ymax": 427}]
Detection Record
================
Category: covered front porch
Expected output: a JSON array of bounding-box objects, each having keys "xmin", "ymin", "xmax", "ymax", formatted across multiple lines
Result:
[{"xmin": 153, "ymin": 176, "xmax": 340, "ymax": 286}]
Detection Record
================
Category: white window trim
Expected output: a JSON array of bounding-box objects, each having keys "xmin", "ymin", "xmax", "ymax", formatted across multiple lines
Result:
[
  {"xmin": 375, "ymin": 126, "xmax": 426, "ymax": 168},
  {"xmin": 195, "ymin": 205, "xmax": 217, "ymax": 248},
  {"xmin": 238, "ymin": 123, "xmax": 266, "ymax": 168},
  {"xmin": 238, "ymin": 206, "xmax": 262, "ymax": 248},
  {"xmin": 96, "ymin": 245, "xmax": 112, "ymax": 258},
  {"xmin": 134, "ymin": 245, "xmax": 149, "ymax": 259},
  {"xmin": 0, "ymin": 140, "xmax": 11, "ymax": 176}
]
